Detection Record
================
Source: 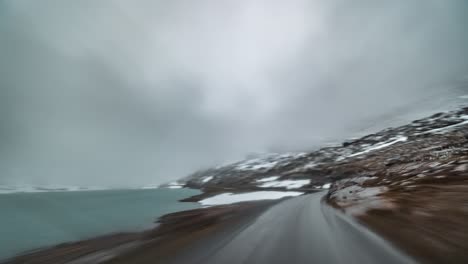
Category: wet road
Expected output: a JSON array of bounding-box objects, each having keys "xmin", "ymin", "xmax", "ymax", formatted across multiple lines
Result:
[{"xmin": 171, "ymin": 192, "xmax": 413, "ymax": 264}]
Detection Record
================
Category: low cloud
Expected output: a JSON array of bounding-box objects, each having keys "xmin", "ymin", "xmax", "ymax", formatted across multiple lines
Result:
[{"xmin": 1, "ymin": 0, "xmax": 467, "ymax": 186}]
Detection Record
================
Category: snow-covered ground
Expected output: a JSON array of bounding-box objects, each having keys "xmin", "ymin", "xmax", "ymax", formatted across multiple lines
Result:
[
  {"xmin": 255, "ymin": 176, "xmax": 280, "ymax": 183},
  {"xmin": 329, "ymin": 176, "xmax": 395, "ymax": 216},
  {"xmin": 141, "ymin": 185, "xmax": 160, "ymax": 189},
  {"xmin": 233, "ymin": 153, "xmax": 307, "ymax": 172},
  {"xmin": 0, "ymin": 185, "xmax": 109, "ymax": 194},
  {"xmin": 199, "ymin": 191, "xmax": 304, "ymax": 206},
  {"xmin": 417, "ymin": 115, "xmax": 468, "ymax": 135},
  {"xmin": 330, "ymin": 184, "xmax": 391, "ymax": 216},
  {"xmin": 258, "ymin": 179, "xmax": 310, "ymax": 189},
  {"xmin": 167, "ymin": 182, "xmax": 184, "ymax": 189},
  {"xmin": 347, "ymin": 136, "xmax": 408, "ymax": 158},
  {"xmin": 201, "ymin": 176, "xmax": 214, "ymax": 183}
]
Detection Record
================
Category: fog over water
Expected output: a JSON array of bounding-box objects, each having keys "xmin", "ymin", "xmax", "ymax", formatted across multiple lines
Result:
[{"xmin": 1, "ymin": 0, "xmax": 467, "ymax": 186}]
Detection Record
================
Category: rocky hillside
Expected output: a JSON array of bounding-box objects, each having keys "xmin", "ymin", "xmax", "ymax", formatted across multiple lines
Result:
[
  {"xmin": 178, "ymin": 106, "xmax": 468, "ymax": 262},
  {"xmin": 179, "ymin": 107, "xmax": 468, "ymax": 193}
]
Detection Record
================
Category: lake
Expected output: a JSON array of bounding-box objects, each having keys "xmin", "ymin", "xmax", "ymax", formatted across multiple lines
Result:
[{"xmin": 0, "ymin": 188, "xmax": 200, "ymax": 260}]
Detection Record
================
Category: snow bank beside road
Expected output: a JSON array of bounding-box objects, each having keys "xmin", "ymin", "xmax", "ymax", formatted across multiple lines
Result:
[{"xmin": 199, "ymin": 191, "xmax": 303, "ymax": 206}]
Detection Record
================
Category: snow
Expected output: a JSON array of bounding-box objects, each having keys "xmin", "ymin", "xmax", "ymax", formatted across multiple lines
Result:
[
  {"xmin": 199, "ymin": 191, "xmax": 303, "ymax": 206},
  {"xmin": 278, "ymin": 152, "xmax": 308, "ymax": 158},
  {"xmin": 166, "ymin": 182, "xmax": 184, "ymax": 189},
  {"xmin": 322, "ymin": 183, "xmax": 331, "ymax": 189},
  {"xmin": 335, "ymin": 156, "xmax": 346, "ymax": 162},
  {"xmin": 303, "ymin": 162, "xmax": 318, "ymax": 169},
  {"xmin": 233, "ymin": 153, "xmax": 307, "ymax": 171},
  {"xmin": 258, "ymin": 179, "xmax": 310, "ymax": 189},
  {"xmin": 455, "ymin": 164, "xmax": 468, "ymax": 172},
  {"xmin": 0, "ymin": 185, "xmax": 108, "ymax": 194},
  {"xmin": 141, "ymin": 185, "xmax": 159, "ymax": 189},
  {"xmin": 355, "ymin": 186, "xmax": 384, "ymax": 197},
  {"xmin": 348, "ymin": 136, "xmax": 408, "ymax": 158},
  {"xmin": 332, "ymin": 186, "xmax": 386, "ymax": 200},
  {"xmin": 345, "ymin": 176, "xmax": 378, "ymax": 185},
  {"xmin": 237, "ymin": 161, "xmax": 278, "ymax": 171},
  {"xmin": 202, "ymin": 176, "xmax": 214, "ymax": 183},
  {"xmin": 330, "ymin": 185, "xmax": 391, "ymax": 215},
  {"xmin": 418, "ymin": 116, "xmax": 468, "ymax": 135},
  {"xmin": 255, "ymin": 176, "xmax": 280, "ymax": 183},
  {"xmin": 0, "ymin": 186, "xmax": 43, "ymax": 194}
]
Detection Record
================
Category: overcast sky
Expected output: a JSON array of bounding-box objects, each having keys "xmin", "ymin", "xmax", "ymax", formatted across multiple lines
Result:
[{"xmin": 1, "ymin": 0, "xmax": 467, "ymax": 187}]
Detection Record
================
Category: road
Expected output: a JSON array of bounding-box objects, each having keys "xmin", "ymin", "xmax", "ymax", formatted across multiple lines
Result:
[{"xmin": 169, "ymin": 192, "xmax": 413, "ymax": 264}]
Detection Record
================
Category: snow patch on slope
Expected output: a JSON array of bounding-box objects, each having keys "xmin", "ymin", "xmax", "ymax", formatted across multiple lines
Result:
[
  {"xmin": 202, "ymin": 176, "xmax": 214, "ymax": 183},
  {"xmin": 256, "ymin": 176, "xmax": 280, "ymax": 183},
  {"xmin": 348, "ymin": 136, "xmax": 408, "ymax": 158},
  {"xmin": 258, "ymin": 179, "xmax": 310, "ymax": 189},
  {"xmin": 233, "ymin": 153, "xmax": 307, "ymax": 172},
  {"xmin": 418, "ymin": 115, "xmax": 468, "ymax": 135}
]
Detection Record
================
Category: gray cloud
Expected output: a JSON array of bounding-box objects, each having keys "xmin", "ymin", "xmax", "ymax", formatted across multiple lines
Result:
[{"xmin": 1, "ymin": 0, "xmax": 467, "ymax": 186}]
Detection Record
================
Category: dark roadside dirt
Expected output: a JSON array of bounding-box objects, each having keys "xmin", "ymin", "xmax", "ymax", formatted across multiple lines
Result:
[
  {"xmin": 358, "ymin": 181, "xmax": 468, "ymax": 264},
  {"xmin": 327, "ymin": 148, "xmax": 468, "ymax": 263}
]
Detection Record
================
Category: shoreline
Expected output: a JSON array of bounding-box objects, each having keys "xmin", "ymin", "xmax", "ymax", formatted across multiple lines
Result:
[{"xmin": 3, "ymin": 196, "xmax": 280, "ymax": 264}]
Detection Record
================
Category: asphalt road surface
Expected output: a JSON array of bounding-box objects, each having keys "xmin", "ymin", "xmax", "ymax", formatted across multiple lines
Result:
[{"xmin": 169, "ymin": 192, "xmax": 413, "ymax": 264}]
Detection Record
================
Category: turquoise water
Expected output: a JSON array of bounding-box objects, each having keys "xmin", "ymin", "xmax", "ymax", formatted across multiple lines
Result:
[{"xmin": 0, "ymin": 188, "xmax": 200, "ymax": 260}]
